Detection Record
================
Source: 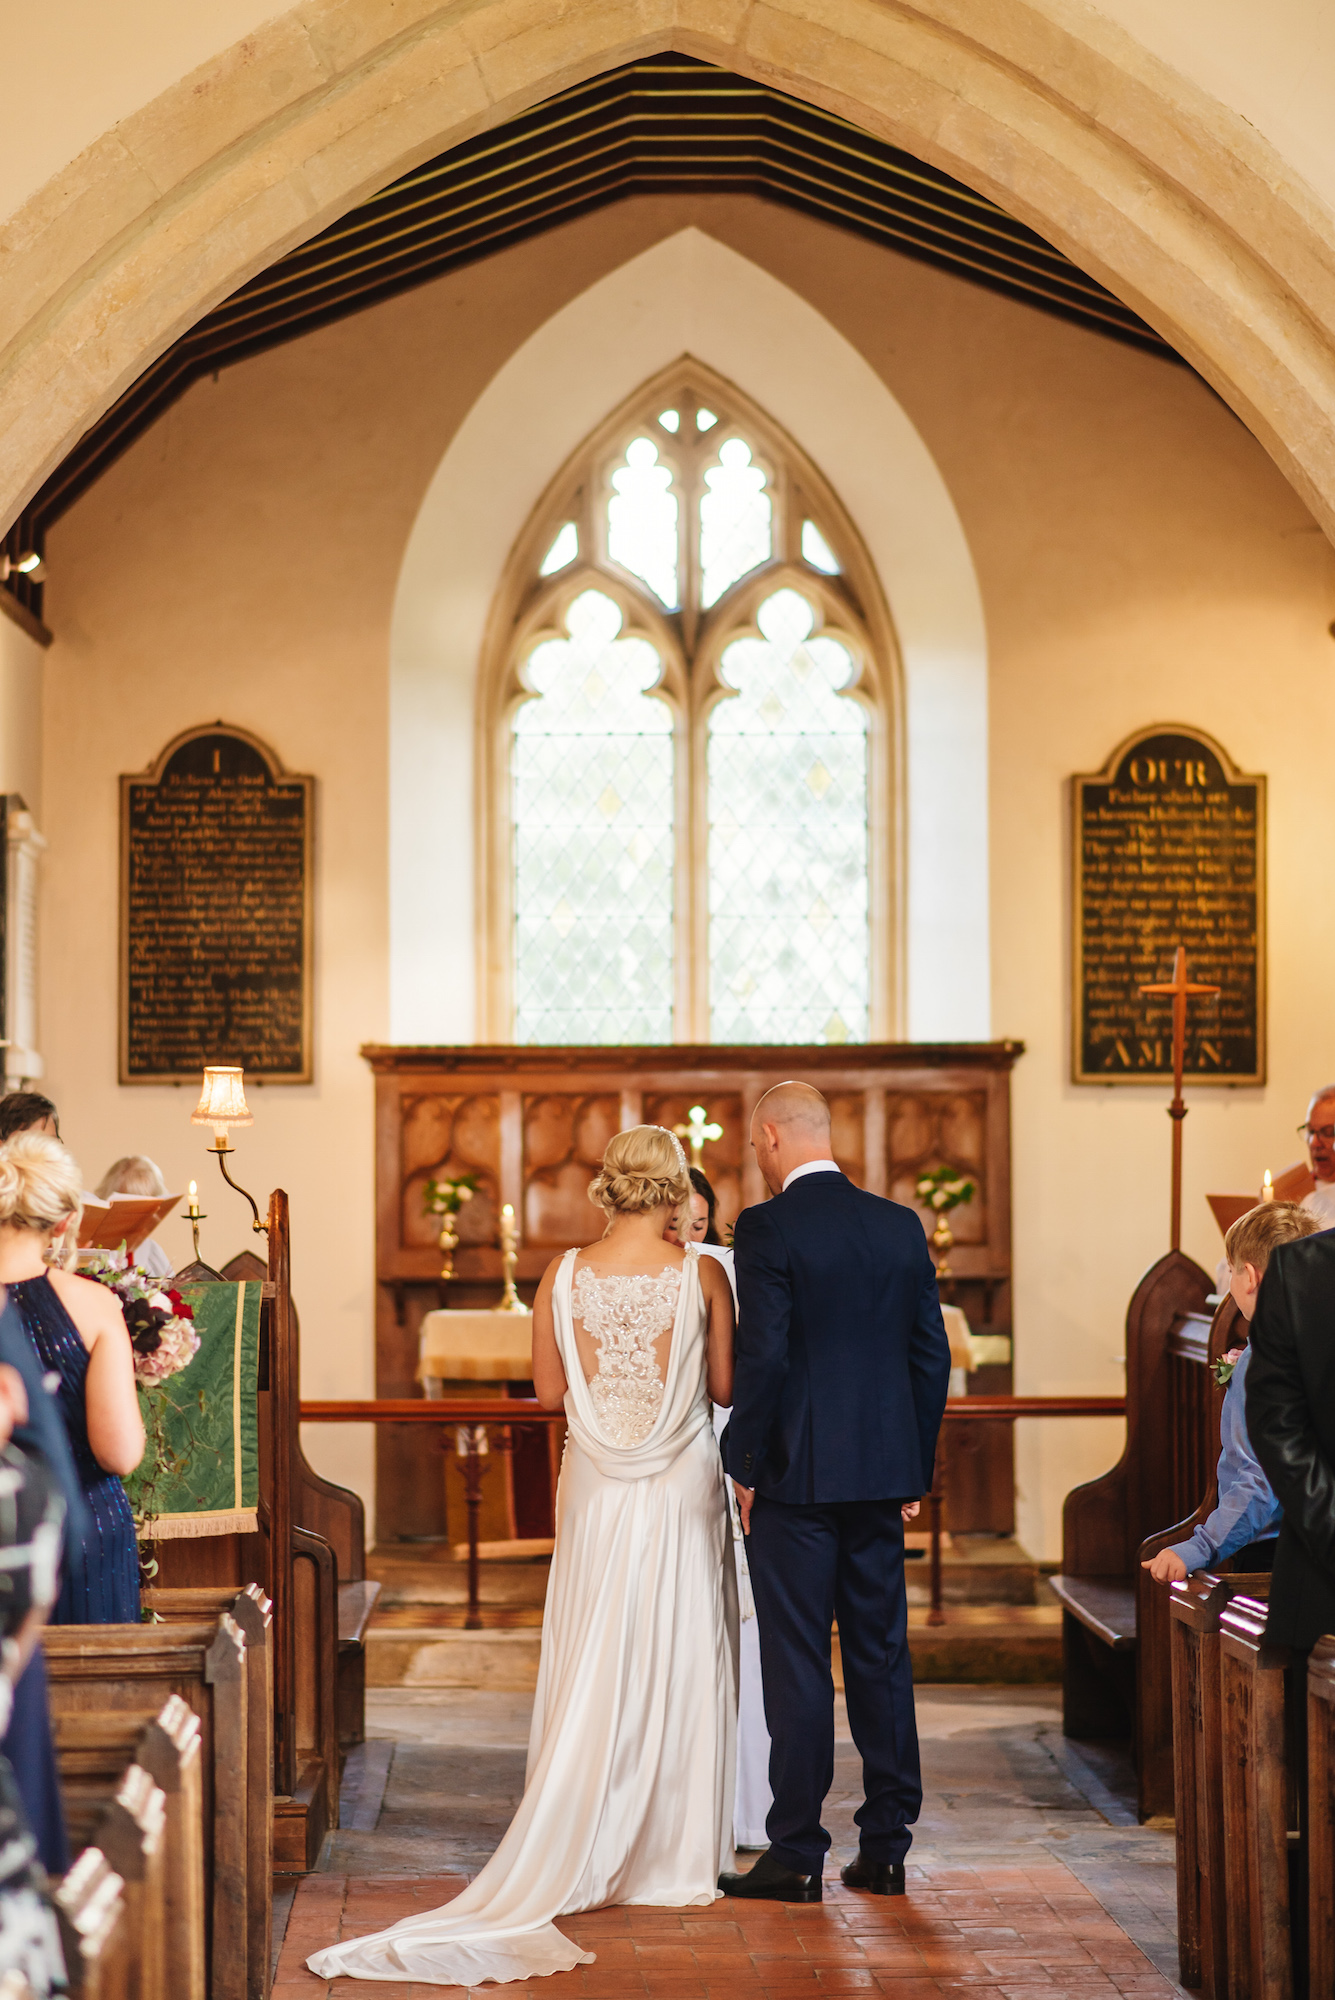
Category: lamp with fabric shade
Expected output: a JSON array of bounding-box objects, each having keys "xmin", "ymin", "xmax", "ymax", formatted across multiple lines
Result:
[
  {"xmin": 190, "ymin": 1065, "xmax": 266, "ymax": 1235},
  {"xmin": 191, "ymin": 1066, "xmax": 254, "ymax": 1152}
]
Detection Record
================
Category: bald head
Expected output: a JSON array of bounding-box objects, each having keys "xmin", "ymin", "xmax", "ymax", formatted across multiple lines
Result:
[
  {"xmin": 753, "ymin": 1082, "xmax": 831, "ymax": 1136},
  {"xmin": 751, "ymin": 1082, "xmax": 834, "ymax": 1194}
]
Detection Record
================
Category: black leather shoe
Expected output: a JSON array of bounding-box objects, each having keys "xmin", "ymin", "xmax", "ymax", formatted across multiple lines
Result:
[
  {"xmin": 718, "ymin": 1847, "xmax": 823, "ymax": 1903},
  {"xmin": 840, "ymin": 1851, "xmax": 906, "ymax": 1895}
]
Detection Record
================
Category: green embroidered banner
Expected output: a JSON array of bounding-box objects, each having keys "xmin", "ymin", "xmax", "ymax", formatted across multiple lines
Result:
[{"xmin": 126, "ymin": 1280, "xmax": 262, "ymax": 1539}]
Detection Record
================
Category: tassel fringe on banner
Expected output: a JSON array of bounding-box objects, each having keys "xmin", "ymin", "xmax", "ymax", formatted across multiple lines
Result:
[{"xmin": 137, "ymin": 1509, "xmax": 259, "ymax": 1541}]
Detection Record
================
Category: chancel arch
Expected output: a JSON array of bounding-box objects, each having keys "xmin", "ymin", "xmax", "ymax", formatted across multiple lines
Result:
[
  {"xmin": 389, "ymin": 229, "xmax": 989, "ymax": 1049},
  {"xmin": 6, "ymin": 2, "xmax": 1335, "ymax": 561},
  {"xmin": 478, "ymin": 360, "xmax": 898, "ymax": 1046}
]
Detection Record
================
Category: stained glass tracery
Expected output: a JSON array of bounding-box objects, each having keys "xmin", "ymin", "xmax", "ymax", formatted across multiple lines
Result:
[
  {"xmin": 509, "ymin": 384, "xmax": 877, "ymax": 1045},
  {"xmin": 513, "ymin": 590, "xmax": 674, "ymax": 1044},
  {"xmin": 708, "ymin": 589, "xmax": 869, "ymax": 1044}
]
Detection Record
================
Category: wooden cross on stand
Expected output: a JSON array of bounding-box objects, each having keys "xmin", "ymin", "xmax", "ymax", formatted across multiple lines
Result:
[
  {"xmin": 1139, "ymin": 945, "xmax": 1220, "ymax": 1252},
  {"xmin": 674, "ymin": 1104, "xmax": 722, "ymax": 1167}
]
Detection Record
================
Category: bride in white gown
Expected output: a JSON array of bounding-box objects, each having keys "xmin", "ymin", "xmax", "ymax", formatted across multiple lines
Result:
[{"xmin": 309, "ymin": 1125, "xmax": 738, "ymax": 1987}]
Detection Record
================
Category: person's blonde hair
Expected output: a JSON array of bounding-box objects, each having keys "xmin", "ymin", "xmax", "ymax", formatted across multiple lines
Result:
[
  {"xmin": 1224, "ymin": 1199, "xmax": 1319, "ymax": 1274},
  {"xmin": 0, "ymin": 1133, "xmax": 84, "ymax": 1266},
  {"xmin": 95, "ymin": 1154, "xmax": 168, "ymax": 1200},
  {"xmin": 588, "ymin": 1125, "xmax": 691, "ymax": 1220}
]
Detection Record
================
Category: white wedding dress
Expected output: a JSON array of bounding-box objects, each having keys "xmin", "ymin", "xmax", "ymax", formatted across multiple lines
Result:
[
  {"xmin": 308, "ymin": 1242, "xmax": 736, "ymax": 1986},
  {"xmin": 701, "ymin": 1243, "xmax": 774, "ymax": 1848}
]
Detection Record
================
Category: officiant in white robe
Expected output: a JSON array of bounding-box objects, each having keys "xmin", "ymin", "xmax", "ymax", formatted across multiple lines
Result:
[{"xmin": 1299, "ymin": 1087, "xmax": 1335, "ymax": 1227}]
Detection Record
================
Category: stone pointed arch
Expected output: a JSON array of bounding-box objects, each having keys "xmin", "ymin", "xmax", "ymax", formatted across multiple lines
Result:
[
  {"xmin": 3, "ymin": 1, "xmax": 1335, "ymax": 546},
  {"xmin": 387, "ymin": 230, "xmax": 989, "ymax": 1048}
]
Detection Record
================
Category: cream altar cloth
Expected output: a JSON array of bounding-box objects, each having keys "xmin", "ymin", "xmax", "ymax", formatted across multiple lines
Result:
[{"xmin": 418, "ymin": 1309, "xmax": 534, "ymax": 1384}]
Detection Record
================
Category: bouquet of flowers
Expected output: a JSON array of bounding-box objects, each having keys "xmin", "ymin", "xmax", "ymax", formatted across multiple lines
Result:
[
  {"xmin": 81, "ymin": 1250, "xmax": 200, "ymax": 1384},
  {"xmin": 914, "ymin": 1165, "xmax": 977, "ymax": 1214},
  {"xmin": 423, "ymin": 1174, "xmax": 478, "ymax": 1217}
]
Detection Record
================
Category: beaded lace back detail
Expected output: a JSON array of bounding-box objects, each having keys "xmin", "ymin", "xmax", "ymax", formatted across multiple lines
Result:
[{"xmin": 571, "ymin": 1259, "xmax": 685, "ymax": 1446}]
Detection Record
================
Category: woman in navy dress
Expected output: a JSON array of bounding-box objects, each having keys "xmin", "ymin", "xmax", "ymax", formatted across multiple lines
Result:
[{"xmin": 0, "ymin": 1136, "xmax": 144, "ymax": 1624}]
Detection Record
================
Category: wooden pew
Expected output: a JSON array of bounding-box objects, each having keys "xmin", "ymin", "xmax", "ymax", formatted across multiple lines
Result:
[
  {"xmin": 87, "ymin": 1763, "xmax": 167, "ymax": 2000},
  {"xmin": 1308, "ymin": 1637, "xmax": 1335, "ymax": 1998},
  {"xmin": 54, "ymin": 1699, "xmax": 205, "ymax": 2000},
  {"xmin": 44, "ymin": 1618, "xmax": 249, "ymax": 2000},
  {"xmin": 54, "ymin": 1844, "xmax": 126, "ymax": 2000},
  {"xmin": 1169, "ymin": 1570, "xmax": 1271, "ymax": 1996},
  {"xmin": 217, "ymin": 1247, "xmax": 380, "ymax": 1751},
  {"xmin": 1220, "ymin": 1591, "xmax": 1295, "ymax": 2000},
  {"xmin": 151, "ymin": 1192, "xmax": 372, "ymax": 1865},
  {"xmin": 138, "ymin": 1587, "xmax": 271, "ymax": 1994},
  {"xmin": 1051, "ymin": 1249, "xmax": 1238, "ymax": 1818}
]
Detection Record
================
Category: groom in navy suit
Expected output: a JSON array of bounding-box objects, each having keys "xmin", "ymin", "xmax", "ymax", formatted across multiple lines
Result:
[{"xmin": 719, "ymin": 1082, "xmax": 951, "ymax": 1903}]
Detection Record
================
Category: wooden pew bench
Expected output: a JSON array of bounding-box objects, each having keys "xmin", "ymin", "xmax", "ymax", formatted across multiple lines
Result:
[
  {"xmin": 44, "ymin": 1618, "xmax": 252, "ymax": 2000},
  {"xmin": 54, "ymin": 1843, "xmax": 126, "ymax": 2000},
  {"xmin": 1219, "ymin": 1592, "xmax": 1296, "ymax": 2000},
  {"xmin": 1169, "ymin": 1571, "xmax": 1272, "ymax": 1996},
  {"xmin": 53, "ymin": 1699, "xmax": 205, "ymax": 2000},
  {"xmin": 1052, "ymin": 1250, "xmax": 1240, "ymax": 1819},
  {"xmin": 139, "ymin": 1586, "xmax": 272, "ymax": 1991},
  {"xmin": 1307, "ymin": 1638, "xmax": 1335, "ymax": 1997},
  {"xmin": 337, "ymin": 1580, "xmax": 381, "ymax": 1749}
]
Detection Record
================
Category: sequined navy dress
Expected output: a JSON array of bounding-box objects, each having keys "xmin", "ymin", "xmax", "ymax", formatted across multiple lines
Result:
[{"xmin": 9, "ymin": 1274, "xmax": 140, "ymax": 1624}]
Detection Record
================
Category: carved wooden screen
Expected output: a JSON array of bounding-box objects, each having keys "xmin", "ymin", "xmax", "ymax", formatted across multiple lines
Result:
[{"xmin": 364, "ymin": 1041, "xmax": 1022, "ymax": 1537}]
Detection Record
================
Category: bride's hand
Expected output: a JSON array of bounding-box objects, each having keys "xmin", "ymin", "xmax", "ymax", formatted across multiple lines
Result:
[{"xmin": 901, "ymin": 1500, "xmax": 920, "ymax": 1523}]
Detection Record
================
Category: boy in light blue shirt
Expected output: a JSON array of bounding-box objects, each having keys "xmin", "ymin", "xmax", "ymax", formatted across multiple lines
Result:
[{"xmin": 1143, "ymin": 1199, "xmax": 1320, "ymax": 1584}]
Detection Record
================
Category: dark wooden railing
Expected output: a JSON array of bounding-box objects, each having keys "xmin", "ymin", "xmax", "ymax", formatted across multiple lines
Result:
[{"xmin": 301, "ymin": 1395, "xmax": 1127, "ymax": 1627}]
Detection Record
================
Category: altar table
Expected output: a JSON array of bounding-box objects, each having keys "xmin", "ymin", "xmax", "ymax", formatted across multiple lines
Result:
[
  {"xmin": 417, "ymin": 1309, "xmax": 554, "ymax": 1545},
  {"xmin": 364, "ymin": 1039, "xmax": 1021, "ymax": 1541}
]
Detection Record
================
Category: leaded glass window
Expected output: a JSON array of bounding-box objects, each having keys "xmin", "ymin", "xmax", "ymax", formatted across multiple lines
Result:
[
  {"xmin": 513, "ymin": 590, "xmax": 674, "ymax": 1042},
  {"xmin": 493, "ymin": 366, "xmax": 889, "ymax": 1045},
  {"xmin": 709, "ymin": 590, "xmax": 869, "ymax": 1043}
]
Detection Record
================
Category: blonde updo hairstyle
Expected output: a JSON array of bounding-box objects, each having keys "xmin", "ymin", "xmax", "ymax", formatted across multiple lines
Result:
[
  {"xmin": 0, "ymin": 1133, "xmax": 84, "ymax": 1268},
  {"xmin": 588, "ymin": 1125, "xmax": 691, "ymax": 1229}
]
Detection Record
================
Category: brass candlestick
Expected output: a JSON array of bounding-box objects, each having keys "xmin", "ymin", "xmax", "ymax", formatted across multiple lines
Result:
[
  {"xmin": 439, "ymin": 1214, "xmax": 460, "ymax": 1281},
  {"xmin": 186, "ymin": 1179, "xmax": 206, "ymax": 1262},
  {"xmin": 494, "ymin": 1203, "xmax": 527, "ymax": 1313}
]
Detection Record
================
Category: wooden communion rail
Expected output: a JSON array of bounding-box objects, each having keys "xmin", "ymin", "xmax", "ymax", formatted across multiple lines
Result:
[{"xmin": 301, "ymin": 1394, "xmax": 1127, "ymax": 1628}]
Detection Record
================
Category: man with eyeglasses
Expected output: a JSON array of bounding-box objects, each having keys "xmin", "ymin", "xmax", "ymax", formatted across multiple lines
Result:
[{"xmin": 1297, "ymin": 1088, "xmax": 1335, "ymax": 1229}]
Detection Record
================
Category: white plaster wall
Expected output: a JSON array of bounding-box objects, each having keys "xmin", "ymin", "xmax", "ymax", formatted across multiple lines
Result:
[
  {"xmin": 35, "ymin": 190, "xmax": 1333, "ymax": 1561},
  {"xmin": 390, "ymin": 228, "xmax": 990, "ymax": 1046},
  {"xmin": 0, "ymin": 614, "xmax": 44, "ymax": 819}
]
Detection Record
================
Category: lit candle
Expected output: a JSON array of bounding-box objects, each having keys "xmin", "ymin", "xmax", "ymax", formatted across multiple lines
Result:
[
  {"xmin": 1262, "ymin": 1169, "xmax": 1274, "ymax": 1201},
  {"xmin": 188, "ymin": 1179, "xmax": 199, "ymax": 1217}
]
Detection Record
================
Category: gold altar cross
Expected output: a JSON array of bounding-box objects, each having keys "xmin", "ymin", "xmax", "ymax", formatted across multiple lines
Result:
[
  {"xmin": 1139, "ymin": 945, "xmax": 1220, "ymax": 1251},
  {"xmin": 675, "ymin": 1104, "xmax": 722, "ymax": 1166}
]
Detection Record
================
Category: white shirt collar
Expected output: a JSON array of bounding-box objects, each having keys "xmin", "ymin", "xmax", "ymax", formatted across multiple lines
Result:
[{"xmin": 782, "ymin": 1159, "xmax": 842, "ymax": 1192}]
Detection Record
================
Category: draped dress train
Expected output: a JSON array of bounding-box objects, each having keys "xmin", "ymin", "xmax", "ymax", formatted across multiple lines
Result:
[{"xmin": 308, "ymin": 1243, "xmax": 736, "ymax": 1986}]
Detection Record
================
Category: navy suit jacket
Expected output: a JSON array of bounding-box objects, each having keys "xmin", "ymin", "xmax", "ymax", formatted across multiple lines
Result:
[{"xmin": 724, "ymin": 1170, "xmax": 951, "ymax": 1506}]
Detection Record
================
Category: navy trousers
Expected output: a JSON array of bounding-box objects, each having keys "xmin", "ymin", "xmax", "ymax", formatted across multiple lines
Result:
[
  {"xmin": 747, "ymin": 1495, "xmax": 920, "ymax": 1874},
  {"xmin": 2, "ymin": 1647, "xmax": 67, "ymax": 1878}
]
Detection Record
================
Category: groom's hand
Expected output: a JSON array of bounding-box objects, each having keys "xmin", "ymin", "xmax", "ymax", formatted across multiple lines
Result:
[
  {"xmin": 733, "ymin": 1481, "xmax": 755, "ymax": 1535},
  {"xmin": 901, "ymin": 1500, "xmax": 920, "ymax": 1523}
]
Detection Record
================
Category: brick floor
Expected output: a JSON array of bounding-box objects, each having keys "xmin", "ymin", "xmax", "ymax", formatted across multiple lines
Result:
[{"xmin": 274, "ymin": 1860, "xmax": 1180, "ymax": 1999}]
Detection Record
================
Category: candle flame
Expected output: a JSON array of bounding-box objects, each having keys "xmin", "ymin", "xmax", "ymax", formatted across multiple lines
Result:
[
  {"xmin": 502, "ymin": 1203, "xmax": 514, "ymax": 1219},
  {"xmin": 1263, "ymin": 1169, "xmax": 1274, "ymax": 1199},
  {"xmin": 188, "ymin": 1180, "xmax": 197, "ymax": 1198}
]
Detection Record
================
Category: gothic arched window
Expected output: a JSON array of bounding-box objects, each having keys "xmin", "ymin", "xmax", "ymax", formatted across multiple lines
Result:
[{"xmin": 481, "ymin": 365, "xmax": 897, "ymax": 1045}]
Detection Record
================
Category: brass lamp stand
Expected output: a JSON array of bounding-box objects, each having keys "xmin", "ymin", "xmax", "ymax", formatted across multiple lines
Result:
[{"xmin": 191, "ymin": 1064, "xmax": 268, "ymax": 1234}]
